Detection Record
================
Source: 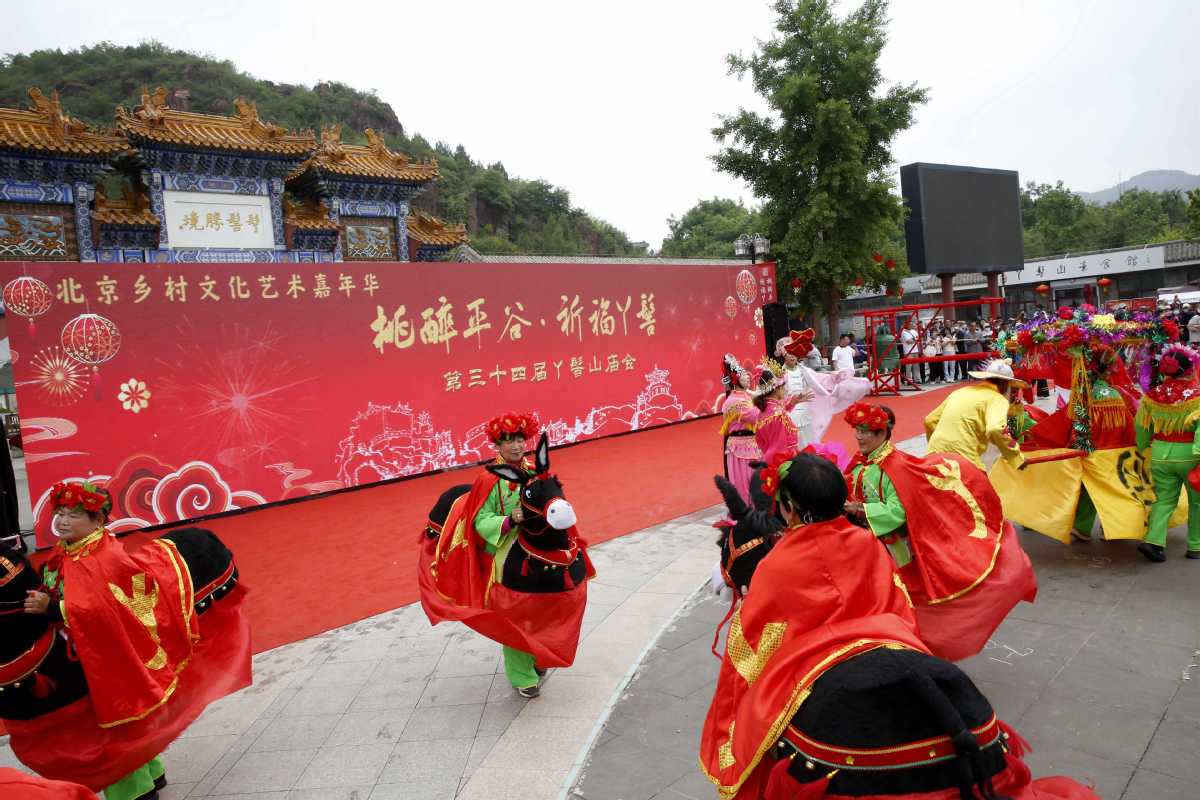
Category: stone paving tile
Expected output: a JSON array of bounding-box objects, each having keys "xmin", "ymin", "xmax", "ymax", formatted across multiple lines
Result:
[
  {"xmin": 1122, "ymin": 767, "xmax": 1196, "ymax": 800},
  {"xmin": 368, "ymin": 776, "xmax": 460, "ymax": 799},
  {"xmin": 324, "ymin": 708, "xmax": 416, "ymax": 748},
  {"xmin": 1021, "ymin": 744, "xmax": 1135, "ymax": 800},
  {"xmin": 248, "ymin": 713, "xmax": 341, "ymax": 752},
  {"xmin": 376, "ymin": 737, "xmax": 473, "ymax": 785},
  {"xmin": 398, "ymin": 702, "xmax": 484, "ymax": 741},
  {"xmin": 160, "ymin": 733, "xmax": 240, "ymax": 783},
  {"xmin": 210, "ymin": 747, "xmax": 318, "ymax": 794},
  {"xmin": 292, "ymin": 742, "xmax": 394, "ymax": 789}
]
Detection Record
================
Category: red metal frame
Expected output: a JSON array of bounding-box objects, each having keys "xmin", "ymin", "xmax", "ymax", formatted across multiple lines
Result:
[{"xmin": 856, "ymin": 297, "xmax": 1004, "ymax": 396}]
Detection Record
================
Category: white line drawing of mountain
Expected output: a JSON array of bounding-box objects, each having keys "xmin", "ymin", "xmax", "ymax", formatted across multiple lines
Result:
[{"xmin": 334, "ymin": 366, "xmax": 692, "ymax": 485}]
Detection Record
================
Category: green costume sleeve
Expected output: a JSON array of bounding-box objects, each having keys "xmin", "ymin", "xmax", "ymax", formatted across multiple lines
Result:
[
  {"xmin": 863, "ymin": 468, "xmax": 907, "ymax": 537},
  {"xmin": 1134, "ymin": 410, "xmax": 1152, "ymax": 451},
  {"xmin": 474, "ymin": 480, "xmax": 510, "ymax": 553}
]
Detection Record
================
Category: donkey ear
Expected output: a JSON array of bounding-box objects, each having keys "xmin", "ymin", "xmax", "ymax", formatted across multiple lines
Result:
[
  {"xmin": 534, "ymin": 432, "xmax": 550, "ymax": 474},
  {"xmin": 714, "ymin": 475, "xmax": 748, "ymax": 520},
  {"xmin": 487, "ymin": 463, "xmax": 528, "ymax": 484}
]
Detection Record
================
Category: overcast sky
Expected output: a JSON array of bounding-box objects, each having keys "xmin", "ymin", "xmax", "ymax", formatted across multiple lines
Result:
[{"xmin": 2, "ymin": 0, "xmax": 1197, "ymax": 250}]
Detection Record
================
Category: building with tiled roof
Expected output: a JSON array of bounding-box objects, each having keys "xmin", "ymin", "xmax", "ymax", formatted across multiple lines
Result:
[
  {"xmin": 286, "ymin": 126, "xmax": 440, "ymax": 262},
  {"xmin": 406, "ymin": 211, "xmax": 469, "ymax": 262},
  {"xmin": 0, "ymin": 86, "xmax": 461, "ymax": 265},
  {"xmin": 0, "ymin": 88, "xmax": 128, "ymax": 261}
]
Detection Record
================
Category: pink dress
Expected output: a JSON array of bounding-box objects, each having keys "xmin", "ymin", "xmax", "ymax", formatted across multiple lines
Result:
[
  {"xmin": 754, "ymin": 396, "xmax": 801, "ymax": 463},
  {"xmin": 720, "ymin": 390, "xmax": 761, "ymax": 502}
]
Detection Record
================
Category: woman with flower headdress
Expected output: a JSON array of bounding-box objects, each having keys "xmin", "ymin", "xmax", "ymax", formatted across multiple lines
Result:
[
  {"xmin": 751, "ymin": 357, "xmax": 812, "ymax": 464},
  {"xmin": 842, "ymin": 402, "xmax": 1037, "ymax": 661},
  {"xmin": 1134, "ymin": 346, "xmax": 1200, "ymax": 562},
  {"xmin": 720, "ymin": 354, "xmax": 763, "ymax": 502}
]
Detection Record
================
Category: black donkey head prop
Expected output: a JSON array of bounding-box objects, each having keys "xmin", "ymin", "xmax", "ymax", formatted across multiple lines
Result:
[
  {"xmin": 487, "ymin": 433, "xmax": 589, "ymax": 592},
  {"xmin": 713, "ymin": 468, "xmax": 784, "ymax": 596}
]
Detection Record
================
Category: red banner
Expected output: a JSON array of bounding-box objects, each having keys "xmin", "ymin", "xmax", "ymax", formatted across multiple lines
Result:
[{"xmin": 2, "ymin": 260, "xmax": 772, "ymax": 546}]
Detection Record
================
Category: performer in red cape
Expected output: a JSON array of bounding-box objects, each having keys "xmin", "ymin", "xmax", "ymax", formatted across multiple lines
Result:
[
  {"xmin": 843, "ymin": 402, "xmax": 1037, "ymax": 661},
  {"xmin": 419, "ymin": 413, "xmax": 594, "ymax": 698},
  {"xmin": 14, "ymin": 481, "xmax": 251, "ymax": 799},
  {"xmin": 701, "ymin": 454, "xmax": 1097, "ymax": 800},
  {"xmin": 700, "ymin": 452, "xmax": 930, "ymax": 799}
]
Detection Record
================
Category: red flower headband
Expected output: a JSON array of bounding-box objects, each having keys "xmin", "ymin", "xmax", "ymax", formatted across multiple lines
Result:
[
  {"xmin": 50, "ymin": 481, "xmax": 110, "ymax": 514},
  {"xmin": 843, "ymin": 401, "xmax": 890, "ymax": 431},
  {"xmin": 758, "ymin": 451, "xmax": 794, "ymax": 501},
  {"xmin": 485, "ymin": 412, "xmax": 540, "ymax": 443}
]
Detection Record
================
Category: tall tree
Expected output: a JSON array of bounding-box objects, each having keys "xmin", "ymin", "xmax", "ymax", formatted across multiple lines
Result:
[
  {"xmin": 659, "ymin": 198, "xmax": 764, "ymax": 258},
  {"xmin": 712, "ymin": 0, "xmax": 926, "ymax": 341},
  {"xmin": 1187, "ymin": 189, "xmax": 1200, "ymax": 240}
]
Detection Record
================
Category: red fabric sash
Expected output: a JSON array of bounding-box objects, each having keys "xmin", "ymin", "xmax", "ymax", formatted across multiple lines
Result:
[
  {"xmin": 699, "ymin": 518, "xmax": 929, "ymax": 800},
  {"xmin": 877, "ymin": 449, "xmax": 1006, "ymax": 603},
  {"xmin": 49, "ymin": 532, "xmax": 198, "ymax": 728},
  {"xmin": 0, "ymin": 767, "xmax": 96, "ymax": 800},
  {"xmin": 4, "ymin": 583, "xmax": 252, "ymax": 790}
]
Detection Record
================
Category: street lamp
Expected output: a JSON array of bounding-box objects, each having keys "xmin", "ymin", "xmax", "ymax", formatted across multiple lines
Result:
[{"xmin": 734, "ymin": 233, "xmax": 770, "ymax": 264}]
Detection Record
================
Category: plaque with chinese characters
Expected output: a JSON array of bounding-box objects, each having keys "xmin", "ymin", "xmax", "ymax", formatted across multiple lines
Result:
[{"xmin": 162, "ymin": 190, "xmax": 275, "ymax": 249}]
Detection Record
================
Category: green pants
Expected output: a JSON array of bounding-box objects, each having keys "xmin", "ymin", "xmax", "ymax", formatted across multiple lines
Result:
[
  {"xmin": 503, "ymin": 645, "xmax": 538, "ymax": 689},
  {"xmin": 1073, "ymin": 488, "xmax": 1097, "ymax": 536},
  {"xmin": 1145, "ymin": 455, "xmax": 1200, "ymax": 550},
  {"xmin": 105, "ymin": 755, "xmax": 164, "ymax": 800}
]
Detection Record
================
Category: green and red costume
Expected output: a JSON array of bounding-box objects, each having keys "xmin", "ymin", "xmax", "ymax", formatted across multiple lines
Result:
[
  {"xmin": 418, "ymin": 455, "xmax": 595, "ymax": 687},
  {"xmin": 1135, "ymin": 376, "xmax": 1200, "ymax": 552}
]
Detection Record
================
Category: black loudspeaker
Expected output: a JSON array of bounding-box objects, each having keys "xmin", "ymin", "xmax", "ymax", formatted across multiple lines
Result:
[{"xmin": 762, "ymin": 302, "xmax": 790, "ymax": 357}]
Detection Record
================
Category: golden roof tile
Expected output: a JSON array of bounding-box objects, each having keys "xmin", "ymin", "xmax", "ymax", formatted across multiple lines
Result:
[
  {"xmin": 0, "ymin": 87, "xmax": 128, "ymax": 157},
  {"xmin": 292, "ymin": 125, "xmax": 440, "ymax": 183},
  {"xmin": 282, "ymin": 195, "xmax": 339, "ymax": 231},
  {"xmin": 115, "ymin": 87, "xmax": 315, "ymax": 156},
  {"xmin": 91, "ymin": 186, "xmax": 161, "ymax": 227},
  {"xmin": 407, "ymin": 210, "xmax": 469, "ymax": 246}
]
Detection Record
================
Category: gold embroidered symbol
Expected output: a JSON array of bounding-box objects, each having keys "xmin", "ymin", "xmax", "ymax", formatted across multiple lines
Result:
[
  {"xmin": 109, "ymin": 573, "xmax": 167, "ymax": 669},
  {"xmin": 926, "ymin": 461, "xmax": 988, "ymax": 539},
  {"xmin": 893, "ymin": 573, "xmax": 913, "ymax": 607},
  {"xmin": 727, "ymin": 612, "xmax": 787, "ymax": 686},
  {"xmin": 719, "ymin": 720, "xmax": 737, "ymax": 769}
]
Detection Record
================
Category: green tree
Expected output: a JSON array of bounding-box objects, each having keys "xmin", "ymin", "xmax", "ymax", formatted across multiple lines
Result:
[
  {"xmin": 1186, "ymin": 189, "xmax": 1200, "ymax": 240},
  {"xmin": 659, "ymin": 198, "xmax": 764, "ymax": 258},
  {"xmin": 712, "ymin": 0, "xmax": 926, "ymax": 341}
]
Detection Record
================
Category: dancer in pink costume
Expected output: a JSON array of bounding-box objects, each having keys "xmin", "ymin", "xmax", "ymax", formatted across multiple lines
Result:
[{"xmin": 719, "ymin": 354, "xmax": 761, "ymax": 502}]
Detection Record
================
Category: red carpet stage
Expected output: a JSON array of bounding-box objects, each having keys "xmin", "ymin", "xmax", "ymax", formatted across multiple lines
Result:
[{"xmin": 111, "ymin": 385, "xmax": 955, "ymax": 653}]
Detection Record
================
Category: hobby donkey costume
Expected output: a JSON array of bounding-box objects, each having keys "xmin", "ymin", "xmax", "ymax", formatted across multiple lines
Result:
[{"xmin": 418, "ymin": 413, "xmax": 594, "ymax": 696}]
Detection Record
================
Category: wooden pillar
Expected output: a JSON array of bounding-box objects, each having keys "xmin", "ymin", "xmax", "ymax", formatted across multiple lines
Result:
[
  {"xmin": 985, "ymin": 271, "xmax": 1002, "ymax": 322},
  {"xmin": 941, "ymin": 273, "xmax": 956, "ymax": 321}
]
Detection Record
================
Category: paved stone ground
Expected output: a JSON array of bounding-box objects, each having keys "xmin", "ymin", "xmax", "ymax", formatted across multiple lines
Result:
[
  {"xmin": 570, "ymin": 430, "xmax": 1200, "ymax": 800},
  {"xmin": 0, "ymin": 507, "xmax": 719, "ymax": 799}
]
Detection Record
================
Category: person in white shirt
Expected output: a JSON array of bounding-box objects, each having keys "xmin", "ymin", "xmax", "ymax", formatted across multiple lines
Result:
[
  {"xmin": 775, "ymin": 334, "xmax": 816, "ymax": 447},
  {"xmin": 899, "ymin": 321, "xmax": 921, "ymax": 385},
  {"xmin": 831, "ymin": 334, "xmax": 857, "ymax": 375}
]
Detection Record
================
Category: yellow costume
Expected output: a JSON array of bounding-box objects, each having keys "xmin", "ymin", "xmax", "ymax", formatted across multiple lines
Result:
[{"xmin": 924, "ymin": 382, "xmax": 1024, "ymax": 470}]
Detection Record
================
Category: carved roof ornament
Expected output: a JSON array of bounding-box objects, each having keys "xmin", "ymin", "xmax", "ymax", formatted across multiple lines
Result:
[
  {"xmin": 234, "ymin": 98, "xmax": 286, "ymax": 139},
  {"xmin": 134, "ymin": 85, "xmax": 169, "ymax": 124},
  {"xmin": 0, "ymin": 87, "xmax": 127, "ymax": 157},
  {"xmin": 319, "ymin": 125, "xmax": 346, "ymax": 161},
  {"xmin": 365, "ymin": 128, "xmax": 409, "ymax": 168}
]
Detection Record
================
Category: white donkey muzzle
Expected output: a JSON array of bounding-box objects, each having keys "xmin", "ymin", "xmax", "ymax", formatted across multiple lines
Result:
[{"xmin": 544, "ymin": 498, "xmax": 577, "ymax": 530}]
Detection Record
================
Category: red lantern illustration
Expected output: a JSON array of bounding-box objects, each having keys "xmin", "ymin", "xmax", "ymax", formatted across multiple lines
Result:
[
  {"xmin": 60, "ymin": 313, "xmax": 121, "ymax": 394},
  {"xmin": 735, "ymin": 269, "xmax": 758, "ymax": 305},
  {"xmin": 3, "ymin": 276, "xmax": 53, "ymax": 337},
  {"xmin": 724, "ymin": 296, "xmax": 738, "ymax": 319}
]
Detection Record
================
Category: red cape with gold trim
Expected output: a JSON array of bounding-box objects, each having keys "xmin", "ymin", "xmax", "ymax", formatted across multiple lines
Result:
[
  {"xmin": 699, "ymin": 518, "xmax": 929, "ymax": 800},
  {"xmin": 48, "ymin": 531, "xmax": 197, "ymax": 727},
  {"xmin": 875, "ymin": 448, "xmax": 1011, "ymax": 602},
  {"xmin": 868, "ymin": 447, "xmax": 1037, "ymax": 661},
  {"xmin": 417, "ymin": 466, "xmax": 595, "ymax": 667},
  {"xmin": 4, "ymin": 536, "xmax": 252, "ymax": 790}
]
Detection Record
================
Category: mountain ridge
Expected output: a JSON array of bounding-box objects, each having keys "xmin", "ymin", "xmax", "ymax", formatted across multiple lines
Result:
[{"xmin": 1078, "ymin": 169, "xmax": 1200, "ymax": 205}]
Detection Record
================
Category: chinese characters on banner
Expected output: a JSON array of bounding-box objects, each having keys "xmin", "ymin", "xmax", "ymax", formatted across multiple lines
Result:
[{"xmin": 4, "ymin": 260, "xmax": 772, "ymax": 545}]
